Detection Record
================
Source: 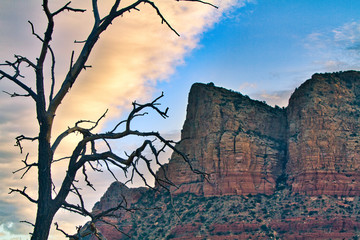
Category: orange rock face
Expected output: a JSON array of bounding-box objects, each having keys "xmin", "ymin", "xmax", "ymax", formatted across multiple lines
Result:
[
  {"xmin": 287, "ymin": 71, "xmax": 360, "ymax": 195},
  {"xmin": 157, "ymin": 83, "xmax": 287, "ymax": 196},
  {"xmin": 158, "ymin": 71, "xmax": 360, "ymax": 197}
]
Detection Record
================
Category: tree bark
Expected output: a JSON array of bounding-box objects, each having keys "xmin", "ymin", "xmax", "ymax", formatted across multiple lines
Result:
[
  {"xmin": 31, "ymin": 117, "xmax": 57, "ymax": 240},
  {"xmin": 31, "ymin": 205, "xmax": 55, "ymax": 240}
]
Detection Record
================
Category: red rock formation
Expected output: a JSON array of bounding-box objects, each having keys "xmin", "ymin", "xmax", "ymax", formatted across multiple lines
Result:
[
  {"xmin": 158, "ymin": 71, "xmax": 360, "ymax": 197},
  {"xmin": 93, "ymin": 181, "xmax": 147, "ymax": 214},
  {"xmin": 157, "ymin": 83, "xmax": 287, "ymax": 196},
  {"xmin": 90, "ymin": 181, "xmax": 147, "ymax": 239},
  {"xmin": 287, "ymin": 71, "xmax": 360, "ymax": 195}
]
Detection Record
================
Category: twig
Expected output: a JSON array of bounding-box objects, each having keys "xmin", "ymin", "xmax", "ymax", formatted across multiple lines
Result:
[
  {"xmin": 3, "ymin": 90, "xmax": 31, "ymax": 98},
  {"xmin": 12, "ymin": 153, "xmax": 38, "ymax": 179},
  {"xmin": 15, "ymin": 135, "xmax": 38, "ymax": 154},
  {"xmin": 54, "ymin": 222, "xmax": 73, "ymax": 238},
  {"xmin": 20, "ymin": 220, "xmax": 35, "ymax": 227},
  {"xmin": 9, "ymin": 187, "xmax": 37, "ymax": 204},
  {"xmin": 177, "ymin": 0, "xmax": 218, "ymax": 9},
  {"xmin": 52, "ymin": 1, "xmax": 86, "ymax": 16}
]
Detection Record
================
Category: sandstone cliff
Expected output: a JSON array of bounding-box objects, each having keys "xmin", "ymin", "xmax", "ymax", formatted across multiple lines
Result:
[
  {"xmin": 287, "ymin": 71, "xmax": 360, "ymax": 195},
  {"xmin": 158, "ymin": 71, "xmax": 360, "ymax": 197},
  {"xmin": 157, "ymin": 83, "xmax": 287, "ymax": 196}
]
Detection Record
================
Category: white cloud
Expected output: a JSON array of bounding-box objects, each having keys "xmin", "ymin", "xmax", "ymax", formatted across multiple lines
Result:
[
  {"xmin": 252, "ymin": 90, "xmax": 292, "ymax": 107},
  {"xmin": 239, "ymin": 82, "xmax": 257, "ymax": 91},
  {"xmin": 305, "ymin": 21, "xmax": 360, "ymax": 72}
]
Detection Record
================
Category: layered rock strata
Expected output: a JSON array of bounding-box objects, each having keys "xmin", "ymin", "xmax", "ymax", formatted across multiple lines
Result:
[
  {"xmin": 287, "ymin": 71, "xmax": 360, "ymax": 195},
  {"xmin": 157, "ymin": 83, "xmax": 287, "ymax": 196},
  {"xmin": 158, "ymin": 71, "xmax": 360, "ymax": 196}
]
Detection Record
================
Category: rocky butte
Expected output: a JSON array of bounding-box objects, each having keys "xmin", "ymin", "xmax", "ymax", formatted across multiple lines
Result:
[{"xmin": 89, "ymin": 71, "xmax": 360, "ymax": 239}]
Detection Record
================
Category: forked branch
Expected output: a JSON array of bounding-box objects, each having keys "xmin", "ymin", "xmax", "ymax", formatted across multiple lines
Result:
[
  {"xmin": 52, "ymin": 1, "xmax": 86, "ymax": 16},
  {"xmin": 9, "ymin": 186, "xmax": 38, "ymax": 204}
]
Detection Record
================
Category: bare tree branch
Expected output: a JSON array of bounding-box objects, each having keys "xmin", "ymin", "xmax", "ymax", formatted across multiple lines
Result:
[
  {"xmin": 28, "ymin": 21, "xmax": 44, "ymax": 43},
  {"xmin": 106, "ymin": 0, "xmax": 180, "ymax": 36},
  {"xmin": 20, "ymin": 220, "xmax": 35, "ymax": 228},
  {"xmin": 92, "ymin": 0, "xmax": 101, "ymax": 26},
  {"xmin": 9, "ymin": 187, "xmax": 38, "ymax": 204},
  {"xmin": 51, "ymin": 109, "xmax": 107, "ymax": 153},
  {"xmin": 82, "ymin": 165, "xmax": 96, "ymax": 191},
  {"xmin": 48, "ymin": 42, "xmax": 56, "ymax": 102},
  {"xmin": 3, "ymin": 90, "xmax": 31, "ymax": 98},
  {"xmin": 177, "ymin": 0, "xmax": 218, "ymax": 9},
  {"xmin": 15, "ymin": 135, "xmax": 38, "ymax": 154},
  {"xmin": 54, "ymin": 222, "xmax": 74, "ymax": 238},
  {"xmin": 97, "ymin": 219, "xmax": 130, "ymax": 239},
  {"xmin": 0, "ymin": 69, "xmax": 37, "ymax": 100},
  {"xmin": 12, "ymin": 153, "xmax": 38, "ymax": 179},
  {"xmin": 52, "ymin": 1, "xmax": 86, "ymax": 16}
]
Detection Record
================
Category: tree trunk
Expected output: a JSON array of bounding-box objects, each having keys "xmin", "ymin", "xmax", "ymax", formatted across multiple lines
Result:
[
  {"xmin": 31, "ymin": 206, "xmax": 56, "ymax": 240},
  {"xmin": 31, "ymin": 122, "xmax": 57, "ymax": 240}
]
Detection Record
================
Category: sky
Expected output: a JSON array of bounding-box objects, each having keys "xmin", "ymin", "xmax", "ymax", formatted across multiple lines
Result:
[{"xmin": 0, "ymin": 0, "xmax": 360, "ymax": 239}]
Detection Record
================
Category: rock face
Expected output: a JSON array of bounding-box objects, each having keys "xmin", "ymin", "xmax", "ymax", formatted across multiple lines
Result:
[
  {"xmin": 287, "ymin": 71, "xmax": 360, "ymax": 195},
  {"xmin": 157, "ymin": 83, "xmax": 287, "ymax": 196},
  {"xmin": 158, "ymin": 71, "xmax": 360, "ymax": 197},
  {"xmin": 93, "ymin": 181, "xmax": 147, "ymax": 214},
  {"xmin": 89, "ymin": 182, "xmax": 147, "ymax": 239}
]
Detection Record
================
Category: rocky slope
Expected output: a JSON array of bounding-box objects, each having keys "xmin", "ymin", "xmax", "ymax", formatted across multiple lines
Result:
[
  {"xmin": 92, "ymin": 184, "xmax": 360, "ymax": 239},
  {"xmin": 90, "ymin": 71, "xmax": 360, "ymax": 239}
]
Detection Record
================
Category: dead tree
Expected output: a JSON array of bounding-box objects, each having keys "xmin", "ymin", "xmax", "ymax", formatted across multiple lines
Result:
[{"xmin": 0, "ymin": 0, "xmax": 214, "ymax": 239}]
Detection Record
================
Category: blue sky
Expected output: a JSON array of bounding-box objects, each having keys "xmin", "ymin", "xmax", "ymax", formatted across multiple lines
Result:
[
  {"xmin": 1, "ymin": 0, "xmax": 360, "ymax": 238},
  {"xmin": 151, "ymin": 0, "xmax": 360, "ymax": 132}
]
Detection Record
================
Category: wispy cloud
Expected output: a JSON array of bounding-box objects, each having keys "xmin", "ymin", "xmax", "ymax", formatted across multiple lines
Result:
[
  {"xmin": 305, "ymin": 21, "xmax": 360, "ymax": 71},
  {"xmin": 252, "ymin": 90, "xmax": 292, "ymax": 107},
  {"xmin": 239, "ymin": 82, "xmax": 258, "ymax": 92}
]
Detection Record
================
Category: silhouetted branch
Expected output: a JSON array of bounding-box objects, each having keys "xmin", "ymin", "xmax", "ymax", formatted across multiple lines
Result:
[
  {"xmin": 82, "ymin": 165, "xmax": 95, "ymax": 190},
  {"xmin": 20, "ymin": 220, "xmax": 35, "ymax": 227},
  {"xmin": 0, "ymin": 68, "xmax": 37, "ymax": 100},
  {"xmin": 15, "ymin": 135, "xmax": 38, "ymax": 154},
  {"xmin": 52, "ymin": 1, "xmax": 86, "ymax": 16},
  {"xmin": 3, "ymin": 90, "xmax": 31, "ymax": 98},
  {"xmin": 54, "ymin": 222, "xmax": 73, "ymax": 238},
  {"xmin": 48, "ymin": 41, "xmax": 56, "ymax": 102},
  {"xmin": 9, "ymin": 187, "xmax": 37, "ymax": 204},
  {"xmin": 98, "ymin": 219, "xmax": 131, "ymax": 239},
  {"xmin": 28, "ymin": 21, "xmax": 44, "ymax": 43},
  {"xmin": 12, "ymin": 153, "xmax": 38, "ymax": 179},
  {"xmin": 177, "ymin": 0, "xmax": 218, "ymax": 9},
  {"xmin": 92, "ymin": 0, "xmax": 101, "ymax": 25}
]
